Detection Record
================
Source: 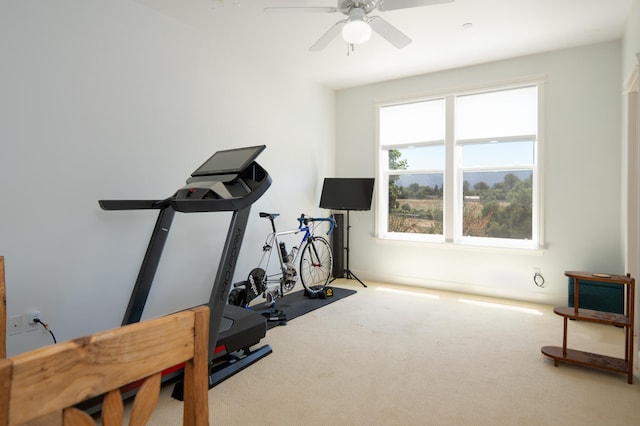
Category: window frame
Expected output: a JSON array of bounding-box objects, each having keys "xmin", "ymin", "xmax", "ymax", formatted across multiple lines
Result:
[{"xmin": 376, "ymin": 79, "xmax": 544, "ymax": 250}]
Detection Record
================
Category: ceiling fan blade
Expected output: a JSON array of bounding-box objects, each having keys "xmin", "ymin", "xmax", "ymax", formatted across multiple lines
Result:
[
  {"xmin": 369, "ymin": 16, "xmax": 412, "ymax": 49},
  {"xmin": 309, "ymin": 20, "xmax": 346, "ymax": 51},
  {"xmin": 377, "ymin": 0, "xmax": 454, "ymax": 12},
  {"xmin": 264, "ymin": 6, "xmax": 337, "ymax": 14}
]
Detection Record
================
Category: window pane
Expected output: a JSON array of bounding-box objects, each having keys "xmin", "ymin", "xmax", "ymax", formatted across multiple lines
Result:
[
  {"xmin": 461, "ymin": 141, "xmax": 534, "ymax": 168},
  {"xmin": 380, "ymin": 98, "xmax": 445, "ymax": 145},
  {"xmin": 456, "ymin": 86, "xmax": 537, "ymax": 140},
  {"xmin": 389, "ymin": 173, "xmax": 443, "ymax": 235},
  {"xmin": 389, "ymin": 145, "xmax": 445, "ymax": 170},
  {"xmin": 462, "ymin": 170, "xmax": 533, "ymax": 239}
]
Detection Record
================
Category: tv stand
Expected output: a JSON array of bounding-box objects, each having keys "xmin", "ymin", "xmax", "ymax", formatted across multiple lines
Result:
[
  {"xmin": 340, "ymin": 210, "xmax": 366, "ymax": 288},
  {"xmin": 318, "ymin": 177, "xmax": 374, "ymax": 288}
]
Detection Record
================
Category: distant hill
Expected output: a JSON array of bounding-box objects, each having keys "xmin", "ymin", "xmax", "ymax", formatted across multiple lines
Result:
[{"xmin": 396, "ymin": 170, "xmax": 531, "ymax": 189}]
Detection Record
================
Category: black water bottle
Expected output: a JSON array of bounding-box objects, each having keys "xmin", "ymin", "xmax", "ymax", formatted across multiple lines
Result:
[{"xmin": 279, "ymin": 242, "xmax": 287, "ymax": 259}]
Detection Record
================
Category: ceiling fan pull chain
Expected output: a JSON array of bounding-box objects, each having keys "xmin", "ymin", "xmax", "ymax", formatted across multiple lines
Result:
[{"xmin": 346, "ymin": 42, "xmax": 356, "ymax": 56}]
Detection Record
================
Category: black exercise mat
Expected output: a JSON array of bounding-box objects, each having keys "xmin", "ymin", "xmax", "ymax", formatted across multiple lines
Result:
[{"xmin": 251, "ymin": 287, "xmax": 357, "ymax": 329}]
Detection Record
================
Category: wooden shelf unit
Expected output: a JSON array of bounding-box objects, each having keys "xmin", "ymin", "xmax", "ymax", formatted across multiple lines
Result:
[{"xmin": 541, "ymin": 271, "xmax": 635, "ymax": 384}]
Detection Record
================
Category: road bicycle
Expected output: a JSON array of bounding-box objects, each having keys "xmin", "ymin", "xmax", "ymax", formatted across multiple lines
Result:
[{"xmin": 229, "ymin": 212, "xmax": 335, "ymax": 307}]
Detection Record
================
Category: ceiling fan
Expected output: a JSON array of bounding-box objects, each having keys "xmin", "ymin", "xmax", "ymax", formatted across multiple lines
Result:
[{"xmin": 264, "ymin": 0, "xmax": 454, "ymax": 51}]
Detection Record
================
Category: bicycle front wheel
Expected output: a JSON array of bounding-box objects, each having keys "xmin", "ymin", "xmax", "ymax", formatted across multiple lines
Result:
[{"xmin": 299, "ymin": 236, "xmax": 333, "ymax": 295}]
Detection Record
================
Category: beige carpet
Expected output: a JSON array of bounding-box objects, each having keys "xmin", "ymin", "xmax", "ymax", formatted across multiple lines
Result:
[{"xmin": 139, "ymin": 280, "xmax": 640, "ymax": 425}]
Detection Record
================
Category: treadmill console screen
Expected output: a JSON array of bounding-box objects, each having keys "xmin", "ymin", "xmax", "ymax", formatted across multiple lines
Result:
[{"xmin": 192, "ymin": 145, "xmax": 266, "ymax": 177}]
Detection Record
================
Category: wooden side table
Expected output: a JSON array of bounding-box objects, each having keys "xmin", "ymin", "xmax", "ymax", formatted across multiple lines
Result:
[{"xmin": 541, "ymin": 271, "xmax": 635, "ymax": 383}]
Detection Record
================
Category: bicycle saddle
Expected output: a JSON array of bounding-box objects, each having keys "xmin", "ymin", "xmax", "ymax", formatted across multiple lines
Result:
[{"xmin": 259, "ymin": 212, "xmax": 279, "ymax": 219}]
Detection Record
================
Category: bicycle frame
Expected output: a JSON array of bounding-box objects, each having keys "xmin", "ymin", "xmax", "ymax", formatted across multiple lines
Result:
[
  {"xmin": 257, "ymin": 214, "xmax": 334, "ymax": 294},
  {"xmin": 259, "ymin": 224, "xmax": 303, "ymax": 285}
]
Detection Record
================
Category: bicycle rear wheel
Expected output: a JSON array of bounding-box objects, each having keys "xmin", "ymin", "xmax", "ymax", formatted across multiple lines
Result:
[{"xmin": 299, "ymin": 236, "xmax": 333, "ymax": 295}]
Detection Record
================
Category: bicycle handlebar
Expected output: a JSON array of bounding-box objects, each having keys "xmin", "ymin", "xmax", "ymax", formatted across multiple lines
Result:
[{"xmin": 297, "ymin": 214, "xmax": 335, "ymax": 235}]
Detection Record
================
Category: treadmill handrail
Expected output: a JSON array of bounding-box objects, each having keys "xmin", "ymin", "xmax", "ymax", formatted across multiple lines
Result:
[{"xmin": 99, "ymin": 200, "xmax": 164, "ymax": 210}]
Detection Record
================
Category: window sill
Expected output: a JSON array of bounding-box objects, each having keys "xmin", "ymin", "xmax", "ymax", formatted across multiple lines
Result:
[{"xmin": 375, "ymin": 236, "xmax": 546, "ymax": 256}]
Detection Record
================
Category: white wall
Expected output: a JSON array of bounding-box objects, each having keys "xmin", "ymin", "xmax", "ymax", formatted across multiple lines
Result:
[
  {"xmin": 623, "ymin": 0, "xmax": 640, "ymax": 77},
  {"xmin": 335, "ymin": 41, "xmax": 623, "ymax": 306},
  {"xmin": 1, "ymin": 0, "xmax": 334, "ymax": 356},
  {"xmin": 622, "ymin": 0, "xmax": 640, "ymax": 368}
]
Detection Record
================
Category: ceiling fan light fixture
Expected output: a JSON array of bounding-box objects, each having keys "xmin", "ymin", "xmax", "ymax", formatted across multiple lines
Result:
[
  {"xmin": 342, "ymin": 19, "xmax": 372, "ymax": 44},
  {"xmin": 341, "ymin": 7, "xmax": 372, "ymax": 45}
]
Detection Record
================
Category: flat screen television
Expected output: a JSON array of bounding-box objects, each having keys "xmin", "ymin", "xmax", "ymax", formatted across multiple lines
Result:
[{"xmin": 319, "ymin": 178, "xmax": 374, "ymax": 211}]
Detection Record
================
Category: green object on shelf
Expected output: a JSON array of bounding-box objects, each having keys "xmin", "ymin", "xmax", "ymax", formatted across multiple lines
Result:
[{"xmin": 568, "ymin": 277, "xmax": 624, "ymax": 314}]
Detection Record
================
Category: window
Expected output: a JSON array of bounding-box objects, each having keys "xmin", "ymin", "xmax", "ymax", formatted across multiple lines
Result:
[
  {"xmin": 379, "ymin": 98, "xmax": 445, "ymax": 239},
  {"xmin": 377, "ymin": 83, "xmax": 541, "ymax": 249}
]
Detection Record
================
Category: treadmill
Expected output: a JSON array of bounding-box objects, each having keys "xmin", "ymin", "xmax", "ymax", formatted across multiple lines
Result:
[{"xmin": 97, "ymin": 145, "xmax": 272, "ymax": 403}]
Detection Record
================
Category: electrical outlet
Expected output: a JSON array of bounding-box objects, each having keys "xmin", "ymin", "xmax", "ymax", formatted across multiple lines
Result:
[
  {"xmin": 8, "ymin": 315, "xmax": 23, "ymax": 335},
  {"xmin": 532, "ymin": 268, "xmax": 545, "ymax": 287},
  {"xmin": 26, "ymin": 310, "xmax": 40, "ymax": 332}
]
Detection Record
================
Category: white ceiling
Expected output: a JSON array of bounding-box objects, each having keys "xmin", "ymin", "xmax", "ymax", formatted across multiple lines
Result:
[{"xmin": 132, "ymin": 0, "xmax": 632, "ymax": 89}]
